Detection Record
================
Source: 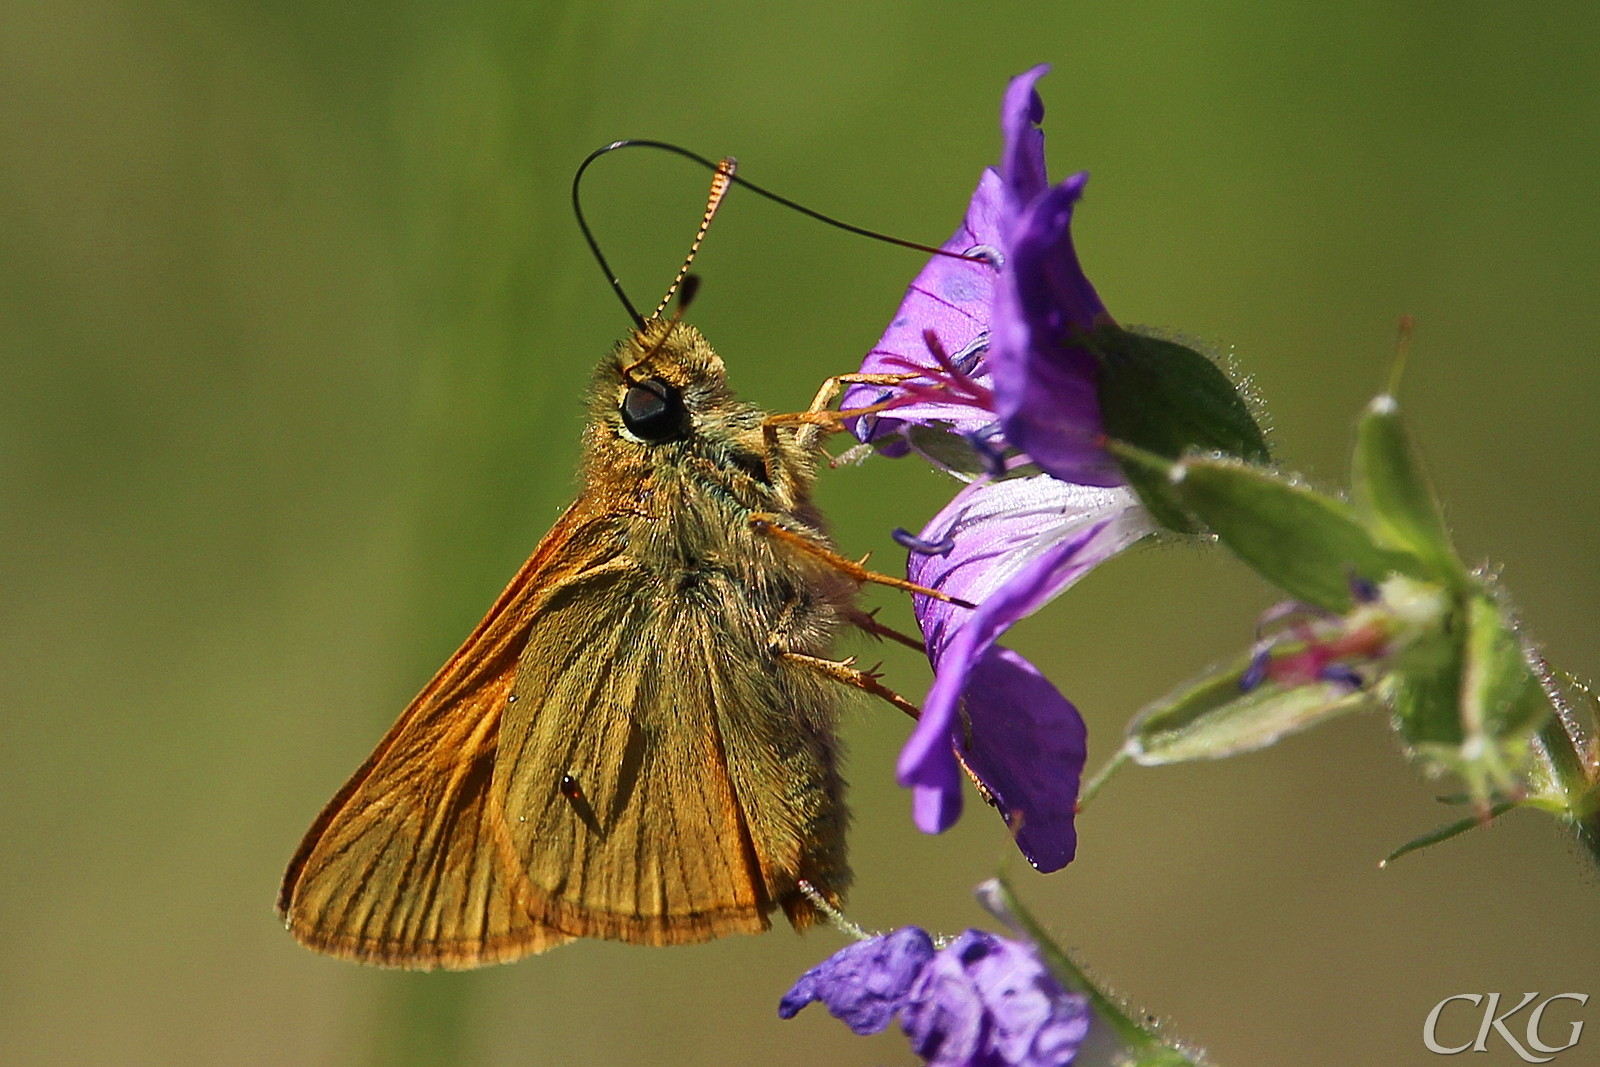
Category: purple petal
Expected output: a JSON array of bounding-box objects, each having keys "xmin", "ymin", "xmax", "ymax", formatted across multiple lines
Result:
[
  {"xmin": 999, "ymin": 65, "xmax": 1052, "ymax": 226},
  {"xmin": 909, "ymin": 754, "xmax": 966, "ymax": 835},
  {"xmin": 960, "ymin": 932, "xmax": 1092, "ymax": 1067},
  {"xmin": 896, "ymin": 616, "xmax": 982, "ymax": 802},
  {"xmin": 990, "ymin": 175, "xmax": 1119, "ymax": 487},
  {"xmin": 786, "ymin": 925, "xmax": 1093, "ymax": 1067},
  {"xmin": 959, "ymin": 648, "xmax": 1085, "ymax": 872},
  {"xmin": 908, "ymin": 477, "xmax": 1152, "ymax": 659},
  {"xmin": 902, "ymin": 930, "xmax": 1091, "ymax": 1067},
  {"xmin": 901, "ymin": 934, "xmax": 989, "ymax": 1066},
  {"xmin": 900, "ymin": 640, "xmax": 1083, "ymax": 871},
  {"xmin": 846, "ymin": 170, "xmax": 1004, "ymax": 441},
  {"xmin": 778, "ymin": 927, "xmax": 937, "ymax": 1035},
  {"xmin": 896, "ymin": 478, "xmax": 1151, "ymax": 853}
]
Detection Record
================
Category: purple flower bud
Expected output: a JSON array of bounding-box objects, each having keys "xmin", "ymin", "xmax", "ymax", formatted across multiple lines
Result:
[
  {"xmin": 779, "ymin": 927, "xmax": 936, "ymax": 1035},
  {"xmin": 1240, "ymin": 645, "xmax": 1273, "ymax": 692},
  {"xmin": 1319, "ymin": 663, "xmax": 1367, "ymax": 690},
  {"xmin": 781, "ymin": 927, "xmax": 1092, "ymax": 1067}
]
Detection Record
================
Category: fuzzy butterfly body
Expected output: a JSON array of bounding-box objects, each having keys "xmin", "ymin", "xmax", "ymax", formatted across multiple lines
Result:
[{"xmin": 278, "ymin": 321, "xmax": 855, "ymax": 969}]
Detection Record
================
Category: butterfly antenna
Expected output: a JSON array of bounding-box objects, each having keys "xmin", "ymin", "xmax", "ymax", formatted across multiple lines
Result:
[
  {"xmin": 650, "ymin": 158, "xmax": 735, "ymax": 321},
  {"xmin": 573, "ymin": 144, "xmax": 647, "ymax": 329},
  {"xmin": 572, "ymin": 139, "xmax": 983, "ymax": 330}
]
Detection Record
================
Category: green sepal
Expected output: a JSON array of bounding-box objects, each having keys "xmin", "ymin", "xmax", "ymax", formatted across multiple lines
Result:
[
  {"xmin": 1462, "ymin": 592, "xmax": 1548, "ymax": 740},
  {"xmin": 1388, "ymin": 615, "xmax": 1467, "ymax": 747},
  {"xmin": 1525, "ymin": 670, "xmax": 1600, "ymax": 820},
  {"xmin": 1352, "ymin": 394, "xmax": 1468, "ymax": 586},
  {"xmin": 1128, "ymin": 651, "xmax": 1370, "ymax": 765},
  {"xmin": 1380, "ymin": 801, "xmax": 1518, "ymax": 866},
  {"xmin": 1400, "ymin": 593, "xmax": 1546, "ymax": 801},
  {"xmin": 1167, "ymin": 456, "xmax": 1427, "ymax": 612},
  {"xmin": 1094, "ymin": 327, "xmax": 1269, "ymax": 534},
  {"xmin": 901, "ymin": 422, "xmax": 995, "ymax": 477}
]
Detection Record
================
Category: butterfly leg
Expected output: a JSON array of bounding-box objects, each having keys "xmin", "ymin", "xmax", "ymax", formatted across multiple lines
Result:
[
  {"xmin": 760, "ymin": 372, "xmax": 915, "ymax": 476},
  {"xmin": 806, "ymin": 371, "xmax": 917, "ymax": 417},
  {"xmin": 776, "ymin": 649, "xmax": 920, "ymax": 722},
  {"xmin": 846, "ymin": 606, "xmax": 927, "ymax": 653},
  {"xmin": 778, "ymin": 648, "xmax": 995, "ymax": 804},
  {"xmin": 773, "ymin": 371, "xmax": 916, "ymax": 429},
  {"xmin": 748, "ymin": 513, "xmax": 975, "ymax": 609}
]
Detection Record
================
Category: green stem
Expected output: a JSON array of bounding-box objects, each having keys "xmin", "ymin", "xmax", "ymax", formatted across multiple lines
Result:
[
  {"xmin": 984, "ymin": 877, "xmax": 1161, "ymax": 1055},
  {"xmin": 368, "ymin": 974, "xmax": 480, "ymax": 1067},
  {"xmin": 1077, "ymin": 748, "xmax": 1131, "ymax": 811}
]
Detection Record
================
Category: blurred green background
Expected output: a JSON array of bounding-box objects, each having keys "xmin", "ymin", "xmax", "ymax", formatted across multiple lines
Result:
[{"xmin": 5, "ymin": 2, "xmax": 1599, "ymax": 1065}]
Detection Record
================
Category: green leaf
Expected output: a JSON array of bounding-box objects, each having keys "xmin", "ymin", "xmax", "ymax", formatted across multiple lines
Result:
[
  {"xmin": 1095, "ymin": 327, "xmax": 1269, "ymax": 534},
  {"xmin": 1170, "ymin": 457, "xmax": 1427, "ymax": 612},
  {"xmin": 1115, "ymin": 451, "xmax": 1202, "ymax": 534},
  {"xmin": 1122, "ymin": 1053, "xmax": 1208, "ymax": 1067},
  {"xmin": 1352, "ymin": 394, "xmax": 1467, "ymax": 585},
  {"xmin": 1128, "ymin": 652, "xmax": 1370, "ymax": 765}
]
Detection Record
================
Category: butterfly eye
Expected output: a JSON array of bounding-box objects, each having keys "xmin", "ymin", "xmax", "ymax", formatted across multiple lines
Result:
[{"xmin": 620, "ymin": 377, "xmax": 688, "ymax": 444}]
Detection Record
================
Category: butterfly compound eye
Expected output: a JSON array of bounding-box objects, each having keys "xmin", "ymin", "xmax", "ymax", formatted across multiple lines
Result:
[{"xmin": 620, "ymin": 377, "xmax": 688, "ymax": 444}]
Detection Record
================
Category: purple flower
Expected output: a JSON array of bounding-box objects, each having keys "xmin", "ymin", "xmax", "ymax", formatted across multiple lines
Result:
[
  {"xmin": 844, "ymin": 168, "xmax": 1005, "ymax": 447},
  {"xmin": 989, "ymin": 167, "xmax": 1117, "ymax": 488},
  {"xmin": 905, "ymin": 931, "xmax": 1093, "ymax": 1067},
  {"xmin": 902, "ymin": 476, "xmax": 1152, "ymax": 869},
  {"xmin": 781, "ymin": 927, "xmax": 1092, "ymax": 1067},
  {"xmin": 845, "ymin": 64, "xmax": 1116, "ymax": 487},
  {"xmin": 848, "ymin": 65, "xmax": 1155, "ymax": 867}
]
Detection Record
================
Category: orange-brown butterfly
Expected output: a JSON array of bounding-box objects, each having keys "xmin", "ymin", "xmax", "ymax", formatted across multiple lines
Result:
[{"xmin": 277, "ymin": 153, "xmax": 940, "ymax": 969}]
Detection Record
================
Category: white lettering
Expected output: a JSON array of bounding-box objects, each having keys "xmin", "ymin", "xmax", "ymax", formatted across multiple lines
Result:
[
  {"xmin": 1474, "ymin": 993, "xmax": 1551, "ymax": 1063},
  {"xmin": 1423, "ymin": 994, "xmax": 1482, "ymax": 1055},
  {"xmin": 1427, "ymin": 993, "xmax": 1589, "ymax": 1060},
  {"xmin": 1526, "ymin": 993, "xmax": 1589, "ymax": 1057}
]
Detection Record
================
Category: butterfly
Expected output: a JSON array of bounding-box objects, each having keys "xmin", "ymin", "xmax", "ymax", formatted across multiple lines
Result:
[{"xmin": 275, "ymin": 317, "xmax": 945, "ymax": 968}]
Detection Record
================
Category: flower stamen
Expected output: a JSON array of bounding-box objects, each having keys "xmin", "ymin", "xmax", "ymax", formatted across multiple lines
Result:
[{"xmin": 893, "ymin": 528, "xmax": 957, "ymax": 556}]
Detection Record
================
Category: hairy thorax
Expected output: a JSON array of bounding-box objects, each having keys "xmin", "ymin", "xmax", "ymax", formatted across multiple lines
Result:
[{"xmin": 574, "ymin": 321, "xmax": 862, "ymax": 662}]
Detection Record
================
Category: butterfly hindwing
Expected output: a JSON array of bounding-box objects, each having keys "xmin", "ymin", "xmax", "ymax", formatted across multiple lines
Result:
[{"xmin": 493, "ymin": 560, "xmax": 819, "ymax": 944}]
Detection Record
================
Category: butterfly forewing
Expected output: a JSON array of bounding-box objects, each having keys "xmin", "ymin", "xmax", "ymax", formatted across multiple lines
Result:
[
  {"xmin": 276, "ymin": 504, "xmax": 606, "ymax": 968},
  {"xmin": 278, "ymin": 503, "xmax": 846, "ymax": 966}
]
